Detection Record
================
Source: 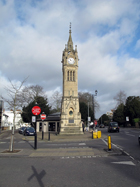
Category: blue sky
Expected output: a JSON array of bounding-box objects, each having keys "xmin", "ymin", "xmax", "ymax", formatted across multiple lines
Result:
[{"xmin": 0, "ymin": 0, "xmax": 140, "ymax": 118}]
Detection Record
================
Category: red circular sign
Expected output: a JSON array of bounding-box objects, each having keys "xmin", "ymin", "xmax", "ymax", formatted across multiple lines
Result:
[
  {"xmin": 40, "ymin": 114, "xmax": 46, "ymax": 120},
  {"xmin": 94, "ymin": 120, "xmax": 97, "ymax": 125},
  {"xmin": 32, "ymin": 106, "xmax": 41, "ymax": 115}
]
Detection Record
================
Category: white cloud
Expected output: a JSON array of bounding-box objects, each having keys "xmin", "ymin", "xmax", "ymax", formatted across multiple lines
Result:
[{"xmin": 0, "ymin": 0, "xmax": 140, "ymax": 118}]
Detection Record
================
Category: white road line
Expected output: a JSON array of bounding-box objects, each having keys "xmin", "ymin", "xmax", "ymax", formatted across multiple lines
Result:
[
  {"xmin": 131, "ymin": 131, "xmax": 140, "ymax": 134},
  {"xmin": 102, "ymin": 139, "xmax": 108, "ymax": 145},
  {"xmin": 111, "ymin": 161, "xmax": 135, "ymax": 166},
  {"xmin": 79, "ymin": 143, "xmax": 86, "ymax": 145},
  {"xmin": 125, "ymin": 134, "xmax": 135, "ymax": 137},
  {"xmin": 18, "ymin": 141, "xmax": 25, "ymax": 143}
]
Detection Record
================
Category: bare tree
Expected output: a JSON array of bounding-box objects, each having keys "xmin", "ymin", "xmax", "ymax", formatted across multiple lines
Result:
[
  {"xmin": 1, "ymin": 77, "xmax": 28, "ymax": 152},
  {"xmin": 50, "ymin": 91, "xmax": 62, "ymax": 112},
  {"xmin": 78, "ymin": 92, "xmax": 100, "ymax": 113},
  {"xmin": 114, "ymin": 90, "xmax": 127, "ymax": 108},
  {"xmin": 21, "ymin": 85, "xmax": 47, "ymax": 107}
]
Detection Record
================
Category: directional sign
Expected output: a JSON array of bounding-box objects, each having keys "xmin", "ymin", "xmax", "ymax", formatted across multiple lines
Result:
[
  {"xmin": 40, "ymin": 114, "xmax": 46, "ymax": 121},
  {"xmin": 32, "ymin": 116, "xmax": 36, "ymax": 122},
  {"xmin": 32, "ymin": 106, "xmax": 41, "ymax": 115}
]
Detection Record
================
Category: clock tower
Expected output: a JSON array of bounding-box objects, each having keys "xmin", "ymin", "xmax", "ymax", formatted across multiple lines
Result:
[{"xmin": 60, "ymin": 24, "xmax": 83, "ymax": 135}]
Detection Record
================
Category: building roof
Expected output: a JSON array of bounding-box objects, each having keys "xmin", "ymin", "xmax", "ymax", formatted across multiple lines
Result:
[{"xmin": 37, "ymin": 112, "xmax": 61, "ymax": 122}]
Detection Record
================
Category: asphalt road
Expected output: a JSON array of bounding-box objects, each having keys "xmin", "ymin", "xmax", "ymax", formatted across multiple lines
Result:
[
  {"xmin": 0, "ymin": 128, "xmax": 140, "ymax": 187},
  {"xmin": 99, "ymin": 126, "xmax": 140, "ymax": 162},
  {"xmin": 0, "ymin": 154, "xmax": 140, "ymax": 187}
]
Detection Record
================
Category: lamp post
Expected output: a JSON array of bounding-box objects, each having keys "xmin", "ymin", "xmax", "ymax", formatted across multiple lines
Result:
[
  {"xmin": 88, "ymin": 102, "xmax": 90, "ymax": 127},
  {"xmin": 92, "ymin": 90, "xmax": 98, "ymax": 129}
]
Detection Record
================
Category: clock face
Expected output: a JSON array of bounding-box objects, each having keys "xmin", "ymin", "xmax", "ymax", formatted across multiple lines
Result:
[{"xmin": 68, "ymin": 58, "xmax": 75, "ymax": 64}]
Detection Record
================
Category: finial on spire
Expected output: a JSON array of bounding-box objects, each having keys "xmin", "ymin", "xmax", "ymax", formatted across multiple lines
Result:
[
  {"xmin": 68, "ymin": 22, "xmax": 73, "ymax": 50},
  {"xmin": 69, "ymin": 22, "xmax": 71, "ymax": 33}
]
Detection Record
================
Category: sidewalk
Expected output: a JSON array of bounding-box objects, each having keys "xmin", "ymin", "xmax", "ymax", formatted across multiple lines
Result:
[
  {"xmin": 22, "ymin": 131, "xmax": 107, "ymax": 142},
  {"xmin": 0, "ymin": 131, "xmax": 122, "ymax": 158}
]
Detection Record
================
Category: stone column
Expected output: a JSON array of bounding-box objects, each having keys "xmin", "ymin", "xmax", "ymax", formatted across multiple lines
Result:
[{"xmin": 55, "ymin": 122, "xmax": 57, "ymax": 133}]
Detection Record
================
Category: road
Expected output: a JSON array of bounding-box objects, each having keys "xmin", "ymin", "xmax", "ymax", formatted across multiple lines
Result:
[
  {"xmin": 0, "ymin": 128, "xmax": 140, "ymax": 187},
  {"xmin": 100, "ymin": 126, "xmax": 140, "ymax": 162}
]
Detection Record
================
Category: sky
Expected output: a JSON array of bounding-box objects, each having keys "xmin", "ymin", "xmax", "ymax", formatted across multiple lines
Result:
[{"xmin": 0, "ymin": 0, "xmax": 140, "ymax": 119}]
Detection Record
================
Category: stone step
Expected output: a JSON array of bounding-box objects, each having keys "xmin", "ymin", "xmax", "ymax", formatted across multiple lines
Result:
[
  {"xmin": 64, "ymin": 127, "xmax": 80, "ymax": 130},
  {"xmin": 60, "ymin": 131, "xmax": 83, "ymax": 135}
]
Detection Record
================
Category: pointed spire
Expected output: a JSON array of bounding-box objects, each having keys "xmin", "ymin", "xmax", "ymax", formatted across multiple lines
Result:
[{"xmin": 67, "ymin": 22, "xmax": 73, "ymax": 51}]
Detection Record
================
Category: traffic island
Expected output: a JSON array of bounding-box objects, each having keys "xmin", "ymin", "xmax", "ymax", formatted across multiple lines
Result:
[
  {"xmin": 104, "ymin": 148, "xmax": 122, "ymax": 155},
  {"xmin": 1, "ymin": 150, "xmax": 21, "ymax": 153}
]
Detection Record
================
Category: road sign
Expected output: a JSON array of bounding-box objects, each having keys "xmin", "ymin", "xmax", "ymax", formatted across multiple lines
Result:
[
  {"xmin": 32, "ymin": 106, "xmax": 41, "ymax": 115},
  {"xmin": 32, "ymin": 116, "xmax": 36, "ymax": 122},
  {"xmin": 126, "ymin": 116, "xmax": 129, "ymax": 121},
  {"xmin": 88, "ymin": 117, "xmax": 91, "ymax": 122},
  {"xmin": 94, "ymin": 120, "xmax": 97, "ymax": 125},
  {"xmin": 40, "ymin": 114, "xmax": 46, "ymax": 120}
]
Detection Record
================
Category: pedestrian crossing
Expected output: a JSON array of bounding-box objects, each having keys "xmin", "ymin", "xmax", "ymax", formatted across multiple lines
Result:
[
  {"xmin": 61, "ymin": 155, "xmax": 108, "ymax": 159},
  {"xmin": 0, "ymin": 141, "xmax": 33, "ymax": 144}
]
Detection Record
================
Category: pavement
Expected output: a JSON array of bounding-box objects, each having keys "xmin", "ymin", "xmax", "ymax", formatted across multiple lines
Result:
[{"xmin": 0, "ymin": 130, "xmax": 123, "ymax": 158}]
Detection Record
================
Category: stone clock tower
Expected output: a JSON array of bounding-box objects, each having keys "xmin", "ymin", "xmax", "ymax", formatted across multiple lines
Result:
[{"xmin": 60, "ymin": 25, "xmax": 83, "ymax": 135}]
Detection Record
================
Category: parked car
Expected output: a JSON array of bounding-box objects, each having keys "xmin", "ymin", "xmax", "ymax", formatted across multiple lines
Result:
[
  {"xmin": 23, "ymin": 127, "xmax": 35, "ymax": 136},
  {"xmin": 108, "ymin": 122, "xmax": 119, "ymax": 132},
  {"xmin": 19, "ymin": 127, "xmax": 26, "ymax": 134},
  {"xmin": 99, "ymin": 124, "xmax": 105, "ymax": 128}
]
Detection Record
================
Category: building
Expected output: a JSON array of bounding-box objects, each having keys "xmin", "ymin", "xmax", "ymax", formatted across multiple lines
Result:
[
  {"xmin": 36, "ymin": 24, "xmax": 83, "ymax": 134},
  {"xmin": 60, "ymin": 24, "xmax": 82, "ymax": 134},
  {"xmin": 37, "ymin": 112, "xmax": 60, "ymax": 133},
  {"xmin": 1, "ymin": 110, "xmax": 23, "ymax": 130}
]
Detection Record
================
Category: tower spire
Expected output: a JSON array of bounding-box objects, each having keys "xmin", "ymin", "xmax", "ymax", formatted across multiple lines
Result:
[{"xmin": 67, "ymin": 22, "xmax": 73, "ymax": 51}]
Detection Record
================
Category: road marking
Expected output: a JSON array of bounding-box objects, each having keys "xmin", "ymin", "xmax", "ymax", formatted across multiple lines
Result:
[
  {"xmin": 102, "ymin": 139, "xmax": 108, "ymax": 145},
  {"xmin": 125, "ymin": 134, "xmax": 135, "ymax": 137},
  {"xmin": 111, "ymin": 161, "xmax": 135, "ymax": 166},
  {"xmin": 131, "ymin": 131, "xmax": 140, "ymax": 134},
  {"xmin": 18, "ymin": 141, "xmax": 25, "ymax": 143},
  {"xmin": 130, "ymin": 156, "xmax": 135, "ymax": 160},
  {"xmin": 79, "ymin": 143, "xmax": 86, "ymax": 145},
  {"xmin": 103, "ymin": 138, "xmax": 137, "ymax": 162},
  {"xmin": 60, "ymin": 155, "xmax": 108, "ymax": 159}
]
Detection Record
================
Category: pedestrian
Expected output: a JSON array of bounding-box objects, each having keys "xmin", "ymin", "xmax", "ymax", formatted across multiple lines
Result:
[{"xmin": 82, "ymin": 122, "xmax": 85, "ymax": 133}]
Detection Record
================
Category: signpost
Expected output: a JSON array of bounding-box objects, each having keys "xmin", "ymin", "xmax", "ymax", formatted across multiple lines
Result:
[
  {"xmin": 40, "ymin": 114, "xmax": 46, "ymax": 121},
  {"xmin": 32, "ymin": 106, "xmax": 41, "ymax": 149},
  {"xmin": 94, "ymin": 120, "xmax": 97, "ymax": 125},
  {"xmin": 40, "ymin": 113, "xmax": 46, "ymax": 140},
  {"xmin": 32, "ymin": 106, "xmax": 41, "ymax": 116}
]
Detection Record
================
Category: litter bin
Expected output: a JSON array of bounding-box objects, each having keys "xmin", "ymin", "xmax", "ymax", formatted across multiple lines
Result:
[
  {"xmin": 97, "ymin": 131, "xmax": 101, "ymax": 138},
  {"xmin": 93, "ymin": 131, "xmax": 98, "ymax": 139}
]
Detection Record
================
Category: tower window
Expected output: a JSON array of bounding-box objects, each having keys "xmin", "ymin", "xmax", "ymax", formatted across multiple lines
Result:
[
  {"xmin": 67, "ymin": 71, "xmax": 69, "ymax": 81},
  {"xmin": 73, "ymin": 71, "xmax": 75, "ymax": 81},
  {"xmin": 67, "ymin": 71, "xmax": 75, "ymax": 82},
  {"xmin": 70, "ymin": 71, "xmax": 72, "ymax": 81}
]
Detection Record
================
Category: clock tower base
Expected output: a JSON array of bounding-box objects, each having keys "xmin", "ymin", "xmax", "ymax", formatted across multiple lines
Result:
[{"xmin": 60, "ymin": 97, "xmax": 83, "ymax": 135}]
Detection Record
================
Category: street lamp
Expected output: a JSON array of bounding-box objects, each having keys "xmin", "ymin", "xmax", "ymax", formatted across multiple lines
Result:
[{"xmin": 92, "ymin": 90, "xmax": 98, "ymax": 121}]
